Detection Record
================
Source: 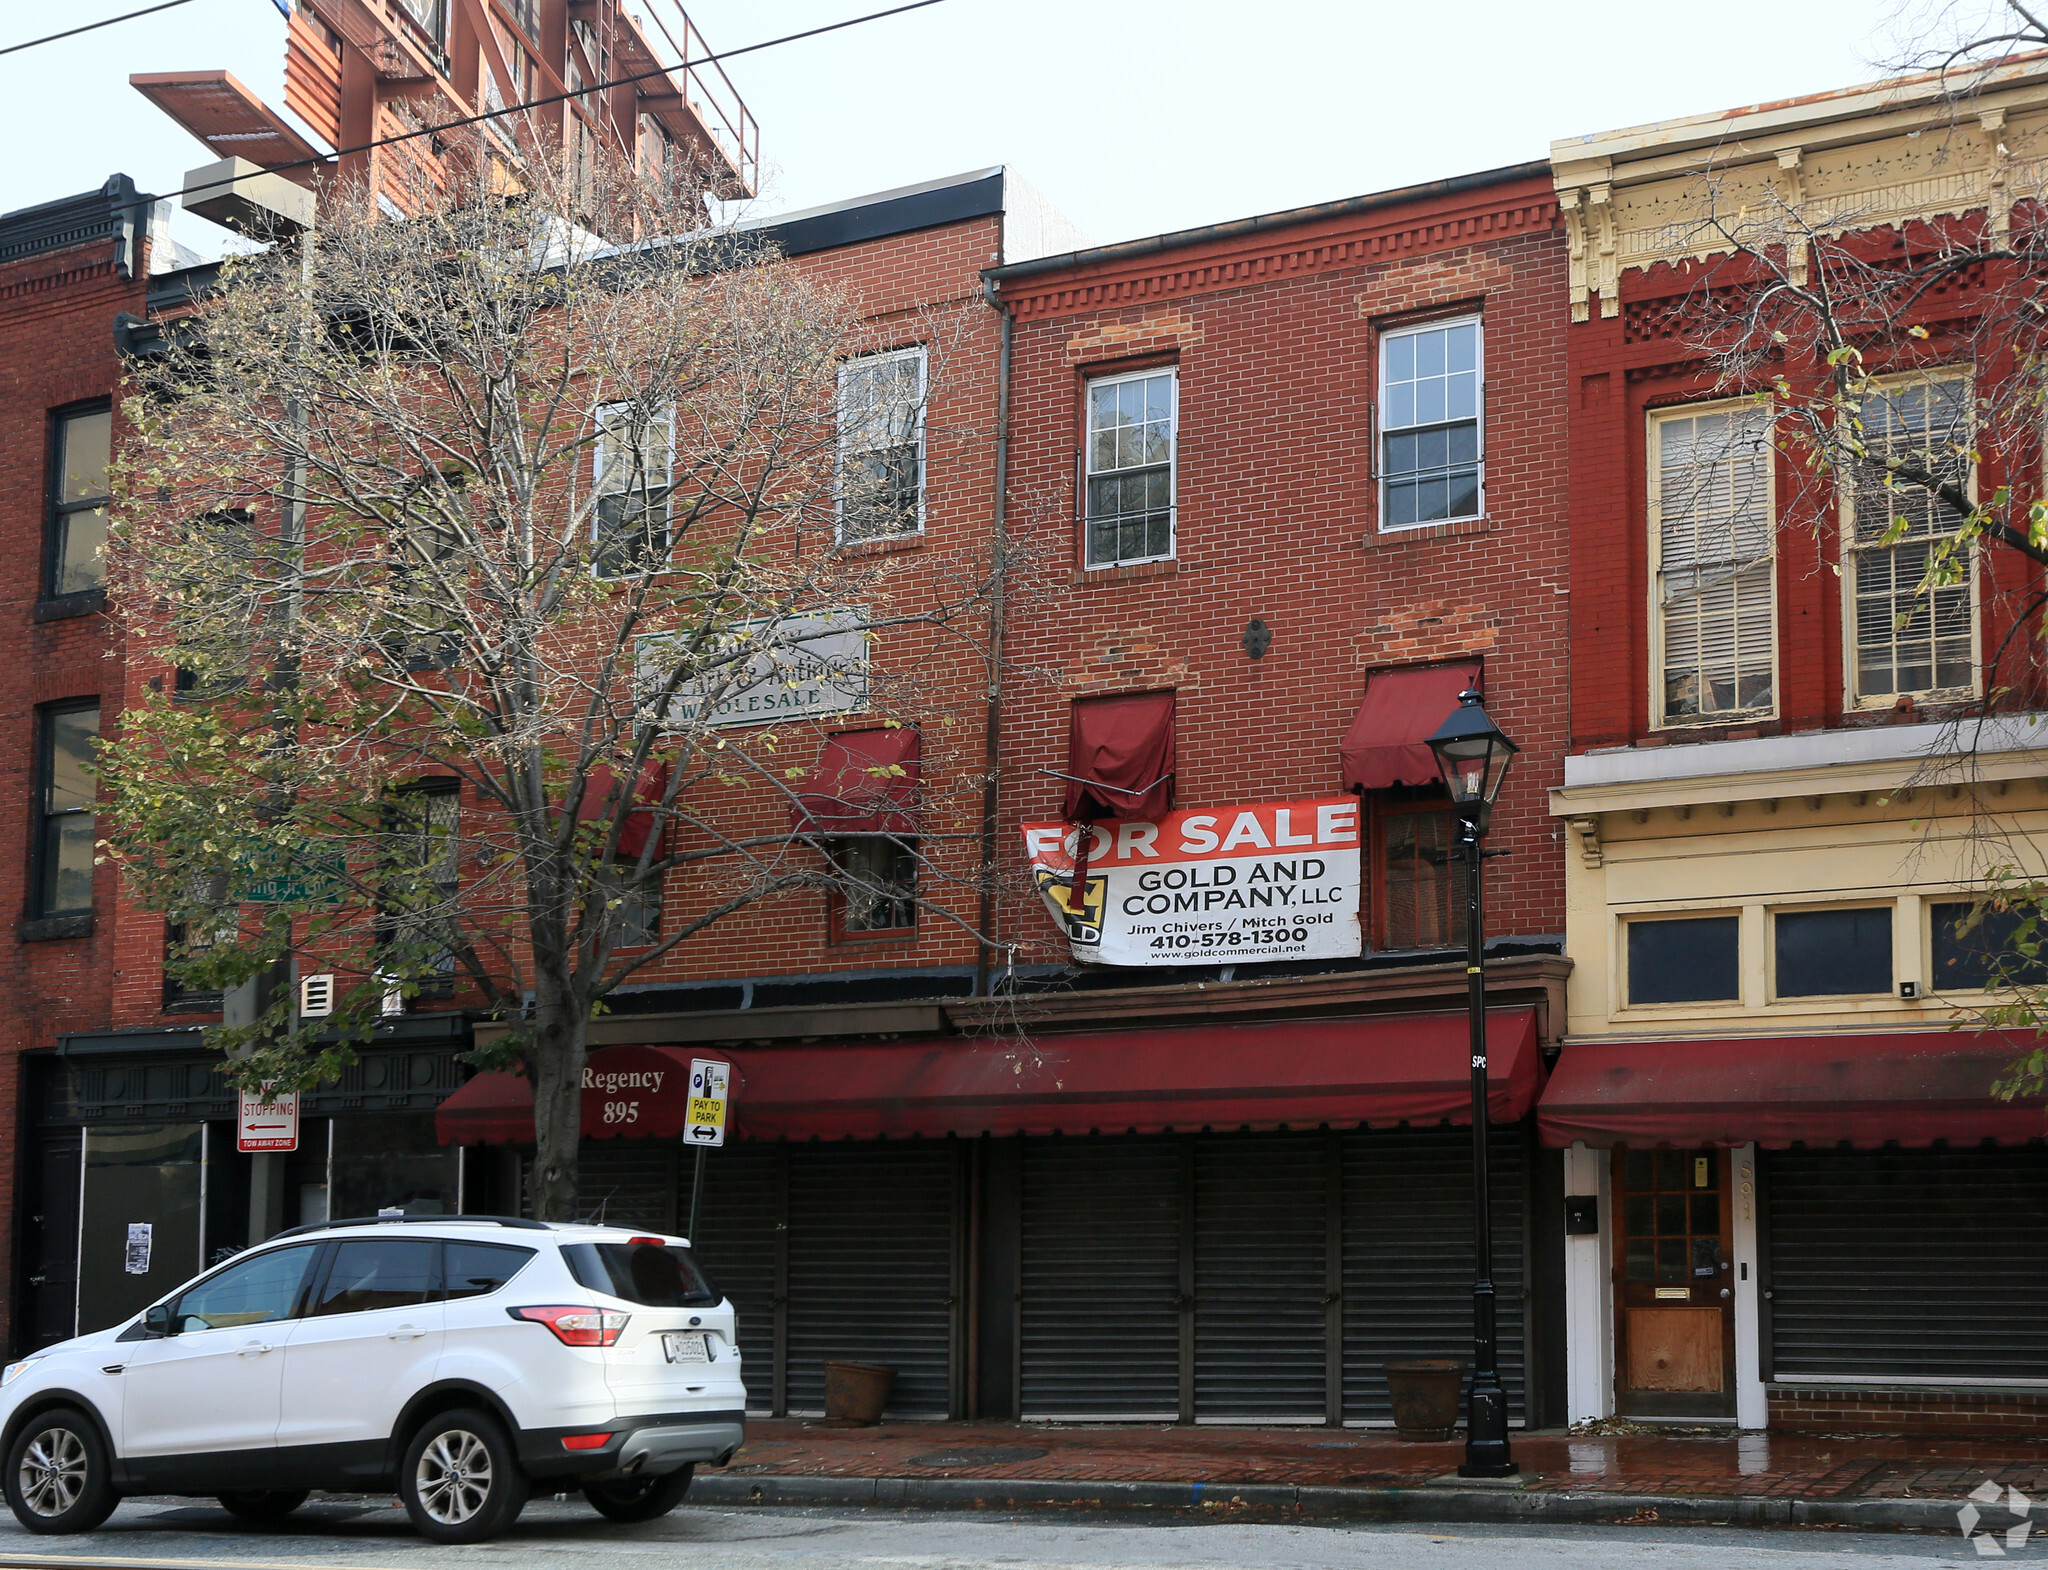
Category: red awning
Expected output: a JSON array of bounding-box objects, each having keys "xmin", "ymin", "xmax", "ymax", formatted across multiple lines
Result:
[
  {"xmin": 1537, "ymin": 1031, "xmax": 2048, "ymax": 1149},
  {"xmin": 1341, "ymin": 661, "xmax": 1482, "ymax": 792},
  {"xmin": 1063, "ymin": 689, "xmax": 1176, "ymax": 821},
  {"xmin": 790, "ymin": 727, "xmax": 920, "ymax": 835},
  {"xmin": 576, "ymin": 759, "xmax": 668, "ymax": 860},
  {"xmin": 437, "ymin": 1010, "xmax": 1543, "ymax": 1145},
  {"xmin": 436, "ymin": 1045, "xmax": 727, "ymax": 1145}
]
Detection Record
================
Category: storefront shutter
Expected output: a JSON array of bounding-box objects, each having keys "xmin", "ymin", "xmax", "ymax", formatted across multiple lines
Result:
[
  {"xmin": 783, "ymin": 1141, "xmax": 957, "ymax": 1418},
  {"xmin": 1194, "ymin": 1132, "xmax": 1329, "ymax": 1421},
  {"xmin": 1021, "ymin": 1136, "xmax": 1182, "ymax": 1419},
  {"xmin": 1766, "ymin": 1148, "xmax": 2048, "ymax": 1382},
  {"xmin": 578, "ymin": 1140, "xmax": 676, "ymax": 1231},
  {"xmin": 681, "ymin": 1145, "xmax": 783, "ymax": 1409},
  {"xmin": 1341, "ymin": 1127, "xmax": 1527, "ymax": 1424}
]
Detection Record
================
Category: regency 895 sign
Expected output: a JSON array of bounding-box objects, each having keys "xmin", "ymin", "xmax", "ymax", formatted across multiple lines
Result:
[{"xmin": 1022, "ymin": 797, "xmax": 1361, "ymax": 966}]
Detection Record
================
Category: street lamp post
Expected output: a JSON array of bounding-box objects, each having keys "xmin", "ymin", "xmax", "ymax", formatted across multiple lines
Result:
[{"xmin": 1425, "ymin": 688, "xmax": 1520, "ymax": 1480}]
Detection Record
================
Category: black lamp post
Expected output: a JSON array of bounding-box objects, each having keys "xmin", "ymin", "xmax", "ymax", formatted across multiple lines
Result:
[{"xmin": 1425, "ymin": 688, "xmax": 1520, "ymax": 1480}]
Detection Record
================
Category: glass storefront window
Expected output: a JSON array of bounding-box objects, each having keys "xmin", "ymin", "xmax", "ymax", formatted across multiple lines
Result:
[{"xmin": 330, "ymin": 1113, "xmax": 458, "ymax": 1221}]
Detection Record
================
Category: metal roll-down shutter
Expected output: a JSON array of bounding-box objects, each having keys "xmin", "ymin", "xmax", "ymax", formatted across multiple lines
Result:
[
  {"xmin": 783, "ymin": 1141, "xmax": 958, "ymax": 1417},
  {"xmin": 1020, "ymin": 1136, "xmax": 1182, "ymax": 1419},
  {"xmin": 1766, "ymin": 1147, "xmax": 2048, "ymax": 1383}
]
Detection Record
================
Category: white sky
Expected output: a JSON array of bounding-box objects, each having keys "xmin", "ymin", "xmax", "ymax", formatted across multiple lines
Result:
[{"xmin": 1, "ymin": 0, "xmax": 1904, "ymax": 258}]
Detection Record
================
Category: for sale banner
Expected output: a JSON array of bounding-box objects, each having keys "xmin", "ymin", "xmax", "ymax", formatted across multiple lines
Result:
[{"xmin": 1023, "ymin": 797, "xmax": 1362, "ymax": 966}]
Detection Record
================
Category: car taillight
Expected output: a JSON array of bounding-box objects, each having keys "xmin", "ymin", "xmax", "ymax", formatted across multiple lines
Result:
[
  {"xmin": 561, "ymin": 1433, "xmax": 613, "ymax": 1451},
  {"xmin": 508, "ymin": 1305, "xmax": 629, "ymax": 1346},
  {"xmin": 627, "ymin": 1236, "xmax": 664, "ymax": 1246}
]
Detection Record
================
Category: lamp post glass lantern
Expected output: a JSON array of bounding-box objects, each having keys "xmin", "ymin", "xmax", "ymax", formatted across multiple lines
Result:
[{"xmin": 1425, "ymin": 688, "xmax": 1519, "ymax": 1479}]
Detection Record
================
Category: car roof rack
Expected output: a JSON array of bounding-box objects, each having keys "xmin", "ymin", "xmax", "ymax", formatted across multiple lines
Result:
[{"xmin": 268, "ymin": 1213, "xmax": 553, "ymax": 1240}]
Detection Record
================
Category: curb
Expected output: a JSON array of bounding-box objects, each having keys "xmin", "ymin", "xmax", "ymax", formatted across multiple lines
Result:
[{"xmin": 689, "ymin": 1472, "xmax": 1964, "ymax": 1534}]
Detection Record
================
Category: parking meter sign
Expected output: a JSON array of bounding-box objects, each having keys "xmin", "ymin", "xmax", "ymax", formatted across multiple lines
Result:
[{"xmin": 687, "ymin": 1059, "xmax": 731, "ymax": 1147}]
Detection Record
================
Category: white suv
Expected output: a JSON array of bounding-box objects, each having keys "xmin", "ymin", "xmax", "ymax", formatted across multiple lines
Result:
[{"xmin": 0, "ymin": 1216, "xmax": 745, "ymax": 1543}]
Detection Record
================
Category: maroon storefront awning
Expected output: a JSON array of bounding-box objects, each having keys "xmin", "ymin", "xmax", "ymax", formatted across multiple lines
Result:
[
  {"xmin": 1341, "ymin": 661, "xmax": 1481, "ymax": 792},
  {"xmin": 790, "ymin": 727, "xmax": 921, "ymax": 835},
  {"xmin": 437, "ymin": 1009, "xmax": 1544, "ymax": 1146},
  {"xmin": 1063, "ymin": 689, "xmax": 1176, "ymax": 822},
  {"xmin": 1537, "ymin": 1031, "xmax": 2048, "ymax": 1149},
  {"xmin": 577, "ymin": 759, "xmax": 668, "ymax": 860}
]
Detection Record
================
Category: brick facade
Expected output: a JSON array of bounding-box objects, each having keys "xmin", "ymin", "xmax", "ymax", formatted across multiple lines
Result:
[{"xmin": 1768, "ymin": 1386, "xmax": 2048, "ymax": 1440}]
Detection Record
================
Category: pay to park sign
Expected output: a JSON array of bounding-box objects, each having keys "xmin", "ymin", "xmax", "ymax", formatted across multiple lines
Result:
[{"xmin": 1023, "ymin": 797, "xmax": 1362, "ymax": 967}]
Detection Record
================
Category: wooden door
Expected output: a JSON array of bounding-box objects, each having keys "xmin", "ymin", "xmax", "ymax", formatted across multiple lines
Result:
[{"xmin": 1613, "ymin": 1147, "xmax": 1736, "ymax": 1418}]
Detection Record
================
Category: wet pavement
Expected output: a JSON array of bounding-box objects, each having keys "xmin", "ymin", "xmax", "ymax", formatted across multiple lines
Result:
[{"xmin": 723, "ymin": 1418, "xmax": 2048, "ymax": 1504}]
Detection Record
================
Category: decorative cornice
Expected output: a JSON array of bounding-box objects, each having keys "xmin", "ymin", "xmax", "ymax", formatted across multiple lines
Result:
[{"xmin": 1001, "ymin": 197, "xmax": 1559, "ymax": 323}]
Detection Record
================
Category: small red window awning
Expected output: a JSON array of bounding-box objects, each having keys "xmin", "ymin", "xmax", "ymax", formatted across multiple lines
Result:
[
  {"xmin": 1537, "ymin": 1031, "xmax": 2048, "ymax": 1150},
  {"xmin": 436, "ymin": 1009, "xmax": 1543, "ymax": 1145},
  {"xmin": 1341, "ymin": 661, "xmax": 1482, "ymax": 793},
  {"xmin": 577, "ymin": 759, "xmax": 668, "ymax": 860},
  {"xmin": 1063, "ymin": 689, "xmax": 1176, "ymax": 822},
  {"xmin": 790, "ymin": 728, "xmax": 920, "ymax": 835}
]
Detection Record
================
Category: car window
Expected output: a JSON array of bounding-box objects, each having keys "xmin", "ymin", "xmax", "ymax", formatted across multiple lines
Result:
[
  {"xmin": 170, "ymin": 1244, "xmax": 320, "ymax": 1333},
  {"xmin": 308, "ymin": 1238, "xmax": 438, "ymax": 1317},
  {"xmin": 561, "ymin": 1241, "xmax": 720, "ymax": 1307},
  {"xmin": 443, "ymin": 1241, "xmax": 537, "ymax": 1300}
]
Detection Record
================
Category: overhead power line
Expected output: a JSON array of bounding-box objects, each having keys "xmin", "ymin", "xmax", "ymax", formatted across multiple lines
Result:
[
  {"xmin": 162, "ymin": 0, "xmax": 949, "ymax": 212},
  {"xmin": 0, "ymin": 0, "xmax": 198, "ymax": 58}
]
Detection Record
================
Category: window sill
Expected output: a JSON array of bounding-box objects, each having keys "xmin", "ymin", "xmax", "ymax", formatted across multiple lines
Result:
[
  {"xmin": 34, "ymin": 589, "xmax": 106, "ymax": 623},
  {"xmin": 1362, "ymin": 517, "xmax": 1493, "ymax": 550},
  {"xmin": 829, "ymin": 927, "xmax": 919, "ymax": 949},
  {"xmin": 19, "ymin": 913, "xmax": 95, "ymax": 942},
  {"xmin": 1072, "ymin": 558, "xmax": 1180, "ymax": 587},
  {"xmin": 835, "ymin": 532, "xmax": 925, "ymax": 558}
]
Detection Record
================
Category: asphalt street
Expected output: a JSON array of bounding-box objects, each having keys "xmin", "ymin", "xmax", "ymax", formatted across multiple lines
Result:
[{"xmin": 0, "ymin": 1497, "xmax": 2002, "ymax": 1570}]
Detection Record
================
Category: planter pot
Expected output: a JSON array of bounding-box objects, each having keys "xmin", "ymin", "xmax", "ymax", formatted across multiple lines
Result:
[
  {"xmin": 823, "ymin": 1360, "xmax": 894, "ymax": 1426},
  {"xmin": 1384, "ymin": 1359, "xmax": 1466, "ymax": 1441}
]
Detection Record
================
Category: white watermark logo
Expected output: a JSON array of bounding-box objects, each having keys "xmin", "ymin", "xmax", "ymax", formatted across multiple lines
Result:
[{"xmin": 1959, "ymin": 1480, "xmax": 2033, "ymax": 1556}]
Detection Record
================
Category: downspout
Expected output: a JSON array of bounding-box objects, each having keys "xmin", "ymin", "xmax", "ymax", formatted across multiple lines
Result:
[{"xmin": 972, "ymin": 271, "xmax": 1014, "ymax": 998}]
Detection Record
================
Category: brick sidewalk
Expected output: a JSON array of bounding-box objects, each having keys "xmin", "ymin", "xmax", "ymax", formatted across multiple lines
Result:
[{"xmin": 721, "ymin": 1418, "xmax": 2048, "ymax": 1505}]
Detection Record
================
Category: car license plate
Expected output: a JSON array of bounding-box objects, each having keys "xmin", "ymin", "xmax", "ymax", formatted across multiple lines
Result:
[{"xmin": 661, "ymin": 1332, "xmax": 710, "ymax": 1364}]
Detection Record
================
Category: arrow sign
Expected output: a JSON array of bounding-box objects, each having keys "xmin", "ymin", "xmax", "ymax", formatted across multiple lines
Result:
[{"xmin": 686, "ymin": 1058, "xmax": 731, "ymax": 1147}]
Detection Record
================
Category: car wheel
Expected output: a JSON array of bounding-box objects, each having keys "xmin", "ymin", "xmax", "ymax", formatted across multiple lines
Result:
[
  {"xmin": 3, "ymin": 1408, "xmax": 117, "ymax": 1535},
  {"xmin": 217, "ymin": 1489, "xmax": 310, "ymax": 1526},
  {"xmin": 583, "ymin": 1464, "xmax": 693, "ymax": 1523},
  {"xmin": 399, "ymin": 1408, "xmax": 528, "ymax": 1544}
]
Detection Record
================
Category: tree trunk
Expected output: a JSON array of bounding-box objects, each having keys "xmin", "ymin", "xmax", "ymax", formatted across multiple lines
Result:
[{"xmin": 526, "ymin": 979, "xmax": 587, "ymax": 1222}]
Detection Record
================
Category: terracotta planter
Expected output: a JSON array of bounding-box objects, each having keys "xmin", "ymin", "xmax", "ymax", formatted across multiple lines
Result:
[
  {"xmin": 1384, "ymin": 1359, "xmax": 1466, "ymax": 1441},
  {"xmin": 823, "ymin": 1360, "xmax": 894, "ymax": 1426}
]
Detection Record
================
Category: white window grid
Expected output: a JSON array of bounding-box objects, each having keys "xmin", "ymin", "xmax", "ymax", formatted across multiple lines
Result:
[
  {"xmin": 836, "ymin": 346, "xmax": 927, "ymax": 544},
  {"xmin": 591, "ymin": 401, "xmax": 673, "ymax": 580},
  {"xmin": 1082, "ymin": 366, "xmax": 1177, "ymax": 568},
  {"xmin": 1648, "ymin": 401, "xmax": 1778, "ymax": 727},
  {"xmin": 1843, "ymin": 371, "xmax": 1978, "ymax": 706},
  {"xmin": 1377, "ymin": 315, "xmax": 1483, "ymax": 530}
]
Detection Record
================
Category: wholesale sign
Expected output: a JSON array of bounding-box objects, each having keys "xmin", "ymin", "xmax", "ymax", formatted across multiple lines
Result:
[{"xmin": 1023, "ymin": 797, "xmax": 1362, "ymax": 966}]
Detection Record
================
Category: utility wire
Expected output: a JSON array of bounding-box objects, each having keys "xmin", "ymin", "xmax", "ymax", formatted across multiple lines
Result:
[
  {"xmin": 0, "ymin": 0, "xmax": 197, "ymax": 58},
  {"xmin": 159, "ymin": 0, "xmax": 947, "ymax": 211}
]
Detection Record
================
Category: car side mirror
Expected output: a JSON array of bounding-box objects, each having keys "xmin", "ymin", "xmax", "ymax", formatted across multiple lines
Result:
[{"xmin": 142, "ymin": 1303, "xmax": 175, "ymax": 1337}]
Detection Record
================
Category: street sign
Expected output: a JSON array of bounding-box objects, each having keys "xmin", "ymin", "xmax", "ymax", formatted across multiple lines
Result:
[
  {"xmin": 242, "ymin": 855, "xmax": 347, "ymax": 905},
  {"xmin": 686, "ymin": 1058, "xmax": 731, "ymax": 1147},
  {"xmin": 238, "ymin": 1086, "xmax": 299, "ymax": 1152}
]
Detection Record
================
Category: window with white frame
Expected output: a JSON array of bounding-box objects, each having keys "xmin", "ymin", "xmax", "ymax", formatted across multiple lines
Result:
[
  {"xmin": 1847, "ymin": 374, "xmax": 1975, "ymax": 703},
  {"xmin": 1650, "ymin": 403, "xmax": 1776, "ymax": 723},
  {"xmin": 592, "ymin": 402, "xmax": 671, "ymax": 578},
  {"xmin": 1083, "ymin": 367, "xmax": 1176, "ymax": 567},
  {"xmin": 837, "ymin": 346, "xmax": 926, "ymax": 542},
  {"xmin": 1379, "ymin": 317, "xmax": 1482, "ymax": 528}
]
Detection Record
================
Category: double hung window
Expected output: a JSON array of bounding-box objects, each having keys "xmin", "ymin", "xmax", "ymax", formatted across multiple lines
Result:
[
  {"xmin": 1379, "ymin": 318, "xmax": 1482, "ymax": 528},
  {"xmin": 1083, "ymin": 368, "xmax": 1176, "ymax": 567},
  {"xmin": 1650, "ymin": 404, "xmax": 1776, "ymax": 723},
  {"xmin": 34, "ymin": 703, "xmax": 99, "ymax": 919},
  {"xmin": 1847, "ymin": 375, "xmax": 1975, "ymax": 702},
  {"xmin": 592, "ymin": 403, "xmax": 671, "ymax": 578},
  {"xmin": 837, "ymin": 346, "xmax": 926, "ymax": 542},
  {"xmin": 381, "ymin": 781, "xmax": 461, "ymax": 996},
  {"xmin": 48, "ymin": 405, "xmax": 111, "ymax": 600},
  {"xmin": 1377, "ymin": 798, "xmax": 1463, "ymax": 951},
  {"xmin": 830, "ymin": 837, "xmax": 918, "ymax": 937}
]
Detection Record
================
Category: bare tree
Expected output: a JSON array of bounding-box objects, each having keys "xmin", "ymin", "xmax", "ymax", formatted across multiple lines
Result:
[
  {"xmin": 98, "ymin": 128, "xmax": 1009, "ymax": 1219},
  {"xmin": 1649, "ymin": 4, "xmax": 2048, "ymax": 1095}
]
